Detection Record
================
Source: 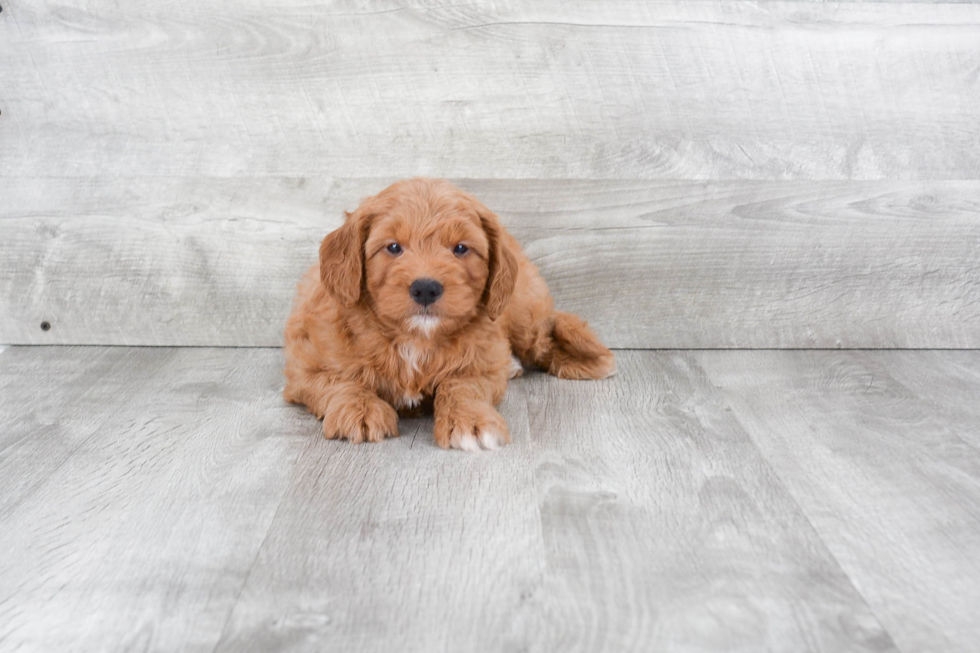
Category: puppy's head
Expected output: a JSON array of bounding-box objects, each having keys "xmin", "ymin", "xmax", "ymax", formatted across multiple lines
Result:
[{"xmin": 319, "ymin": 179, "xmax": 518, "ymax": 336}]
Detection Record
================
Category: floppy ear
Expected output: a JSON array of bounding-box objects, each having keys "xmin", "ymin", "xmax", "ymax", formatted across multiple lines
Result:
[
  {"xmin": 479, "ymin": 208, "xmax": 519, "ymax": 321},
  {"xmin": 319, "ymin": 209, "xmax": 372, "ymax": 307}
]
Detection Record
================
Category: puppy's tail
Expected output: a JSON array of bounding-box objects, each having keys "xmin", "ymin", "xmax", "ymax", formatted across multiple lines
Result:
[{"xmin": 519, "ymin": 311, "xmax": 616, "ymax": 380}]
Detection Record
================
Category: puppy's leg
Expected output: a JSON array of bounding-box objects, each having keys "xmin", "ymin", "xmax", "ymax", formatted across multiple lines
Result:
[
  {"xmin": 286, "ymin": 374, "xmax": 398, "ymax": 443},
  {"xmin": 544, "ymin": 311, "xmax": 616, "ymax": 380},
  {"xmin": 510, "ymin": 309, "xmax": 615, "ymax": 381},
  {"xmin": 321, "ymin": 383, "xmax": 399, "ymax": 443},
  {"xmin": 503, "ymin": 256, "xmax": 615, "ymax": 380},
  {"xmin": 434, "ymin": 375, "xmax": 510, "ymax": 451}
]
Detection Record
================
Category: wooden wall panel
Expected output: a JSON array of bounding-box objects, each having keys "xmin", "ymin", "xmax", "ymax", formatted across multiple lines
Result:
[
  {"xmin": 1, "ymin": 1, "xmax": 978, "ymax": 180},
  {"xmin": 2, "ymin": 178, "xmax": 977, "ymax": 347},
  {"xmin": 3, "ymin": 2, "xmax": 978, "ymax": 347}
]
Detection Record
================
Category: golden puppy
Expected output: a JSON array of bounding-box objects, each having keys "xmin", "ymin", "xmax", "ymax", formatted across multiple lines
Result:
[{"xmin": 283, "ymin": 178, "xmax": 614, "ymax": 451}]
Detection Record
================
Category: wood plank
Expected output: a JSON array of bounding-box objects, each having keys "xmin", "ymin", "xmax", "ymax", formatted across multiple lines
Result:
[
  {"xmin": 1, "ymin": 2, "xmax": 978, "ymax": 179},
  {"xmin": 205, "ymin": 351, "xmax": 900, "ymax": 651},
  {"xmin": 2, "ymin": 177, "xmax": 979, "ymax": 348},
  {"xmin": 519, "ymin": 351, "xmax": 897, "ymax": 651},
  {"xmin": 10, "ymin": 347, "xmax": 978, "ymax": 649},
  {"xmin": 696, "ymin": 350, "xmax": 980, "ymax": 653},
  {"xmin": 0, "ymin": 346, "xmax": 171, "ymax": 519},
  {"xmin": 213, "ymin": 377, "xmax": 546, "ymax": 652},
  {"xmin": 0, "ymin": 347, "xmax": 308, "ymax": 652}
]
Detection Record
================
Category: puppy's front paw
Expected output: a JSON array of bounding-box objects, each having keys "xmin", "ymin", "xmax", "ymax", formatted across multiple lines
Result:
[
  {"xmin": 435, "ymin": 402, "xmax": 510, "ymax": 452},
  {"xmin": 322, "ymin": 395, "xmax": 398, "ymax": 443}
]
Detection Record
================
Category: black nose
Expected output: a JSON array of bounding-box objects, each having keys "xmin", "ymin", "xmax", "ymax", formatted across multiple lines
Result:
[{"xmin": 410, "ymin": 278, "xmax": 443, "ymax": 307}]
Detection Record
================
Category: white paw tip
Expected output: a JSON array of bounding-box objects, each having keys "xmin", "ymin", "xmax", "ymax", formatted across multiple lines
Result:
[
  {"xmin": 478, "ymin": 430, "xmax": 504, "ymax": 450},
  {"xmin": 398, "ymin": 393, "xmax": 423, "ymax": 409},
  {"xmin": 450, "ymin": 431, "xmax": 482, "ymax": 452},
  {"xmin": 508, "ymin": 355, "xmax": 524, "ymax": 379}
]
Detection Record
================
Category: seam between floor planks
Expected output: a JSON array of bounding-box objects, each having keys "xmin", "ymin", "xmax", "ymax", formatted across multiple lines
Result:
[
  {"xmin": 527, "ymin": 351, "xmax": 900, "ymax": 650},
  {"xmin": 680, "ymin": 350, "xmax": 907, "ymax": 651},
  {"xmin": 0, "ymin": 347, "xmax": 314, "ymax": 652},
  {"xmin": 695, "ymin": 350, "xmax": 980, "ymax": 653},
  {"xmin": 211, "ymin": 436, "xmax": 317, "ymax": 651},
  {"xmin": 705, "ymin": 390, "xmax": 907, "ymax": 653},
  {"xmin": 2, "ymin": 347, "xmax": 977, "ymax": 650}
]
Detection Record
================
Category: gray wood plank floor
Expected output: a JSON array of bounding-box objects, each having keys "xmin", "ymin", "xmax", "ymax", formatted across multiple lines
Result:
[
  {"xmin": 1, "ymin": 347, "xmax": 978, "ymax": 651},
  {"xmin": 695, "ymin": 351, "xmax": 980, "ymax": 653}
]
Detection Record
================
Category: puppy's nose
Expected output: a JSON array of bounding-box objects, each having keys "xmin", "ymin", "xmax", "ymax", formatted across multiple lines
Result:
[{"xmin": 410, "ymin": 278, "xmax": 443, "ymax": 307}]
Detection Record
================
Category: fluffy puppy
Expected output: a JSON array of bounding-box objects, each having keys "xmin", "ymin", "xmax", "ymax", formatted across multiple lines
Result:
[{"xmin": 283, "ymin": 178, "xmax": 614, "ymax": 451}]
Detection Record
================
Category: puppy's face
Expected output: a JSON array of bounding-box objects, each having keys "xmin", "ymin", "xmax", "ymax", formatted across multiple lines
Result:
[
  {"xmin": 319, "ymin": 179, "xmax": 518, "ymax": 336},
  {"xmin": 363, "ymin": 206, "xmax": 490, "ymax": 335}
]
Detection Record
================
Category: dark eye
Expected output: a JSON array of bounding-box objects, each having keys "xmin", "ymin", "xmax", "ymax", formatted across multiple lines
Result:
[
  {"xmin": 453, "ymin": 243, "xmax": 469, "ymax": 256},
  {"xmin": 386, "ymin": 243, "xmax": 403, "ymax": 255}
]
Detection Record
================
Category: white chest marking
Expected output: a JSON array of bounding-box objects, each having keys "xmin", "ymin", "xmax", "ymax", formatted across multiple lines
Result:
[
  {"xmin": 408, "ymin": 315, "xmax": 440, "ymax": 338},
  {"xmin": 398, "ymin": 342, "xmax": 427, "ymax": 374}
]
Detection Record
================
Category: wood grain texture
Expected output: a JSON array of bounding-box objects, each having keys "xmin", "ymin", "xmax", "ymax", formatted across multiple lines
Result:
[
  {"xmin": 520, "ymin": 352, "xmax": 895, "ymax": 652},
  {"xmin": 198, "ymin": 351, "xmax": 895, "ymax": 652},
  {"xmin": 0, "ymin": 347, "xmax": 140, "ymax": 519},
  {"xmin": 0, "ymin": 347, "xmax": 308, "ymax": 652},
  {"xmin": 2, "ymin": 177, "xmax": 979, "ymax": 348},
  {"xmin": 5, "ymin": 347, "xmax": 980, "ymax": 650},
  {"xmin": 1, "ymin": 1, "xmax": 978, "ymax": 180},
  {"xmin": 696, "ymin": 350, "xmax": 980, "ymax": 653},
  {"xmin": 213, "ymin": 379, "xmax": 544, "ymax": 652}
]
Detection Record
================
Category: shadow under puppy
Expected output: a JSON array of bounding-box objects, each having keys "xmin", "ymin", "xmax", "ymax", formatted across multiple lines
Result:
[{"xmin": 283, "ymin": 178, "xmax": 615, "ymax": 451}]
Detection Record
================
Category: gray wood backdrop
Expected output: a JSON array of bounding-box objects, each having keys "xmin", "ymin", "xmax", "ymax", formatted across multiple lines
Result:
[{"xmin": 2, "ymin": 1, "xmax": 979, "ymax": 348}]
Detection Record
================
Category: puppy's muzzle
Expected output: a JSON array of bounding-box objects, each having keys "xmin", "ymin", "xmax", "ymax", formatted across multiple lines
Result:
[{"xmin": 410, "ymin": 278, "xmax": 443, "ymax": 307}]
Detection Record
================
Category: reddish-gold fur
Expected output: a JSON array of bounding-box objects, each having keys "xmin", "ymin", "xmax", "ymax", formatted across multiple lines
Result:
[{"xmin": 283, "ymin": 178, "xmax": 615, "ymax": 450}]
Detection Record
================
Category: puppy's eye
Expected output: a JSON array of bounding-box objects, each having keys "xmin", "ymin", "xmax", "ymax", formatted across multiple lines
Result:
[
  {"xmin": 453, "ymin": 243, "xmax": 469, "ymax": 256},
  {"xmin": 386, "ymin": 243, "xmax": 403, "ymax": 255}
]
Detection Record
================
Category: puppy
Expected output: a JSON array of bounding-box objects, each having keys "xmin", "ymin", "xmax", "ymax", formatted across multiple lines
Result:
[{"xmin": 283, "ymin": 178, "xmax": 615, "ymax": 451}]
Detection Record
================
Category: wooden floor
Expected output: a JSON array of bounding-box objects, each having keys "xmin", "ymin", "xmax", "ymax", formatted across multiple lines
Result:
[{"xmin": 1, "ymin": 347, "xmax": 979, "ymax": 652}]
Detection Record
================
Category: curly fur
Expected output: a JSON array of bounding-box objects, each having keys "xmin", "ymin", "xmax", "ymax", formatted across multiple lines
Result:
[{"xmin": 283, "ymin": 178, "xmax": 615, "ymax": 450}]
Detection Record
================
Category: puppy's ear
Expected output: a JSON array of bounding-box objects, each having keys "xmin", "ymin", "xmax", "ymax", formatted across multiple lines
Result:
[
  {"xmin": 479, "ymin": 208, "xmax": 519, "ymax": 321},
  {"xmin": 319, "ymin": 208, "xmax": 372, "ymax": 306}
]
